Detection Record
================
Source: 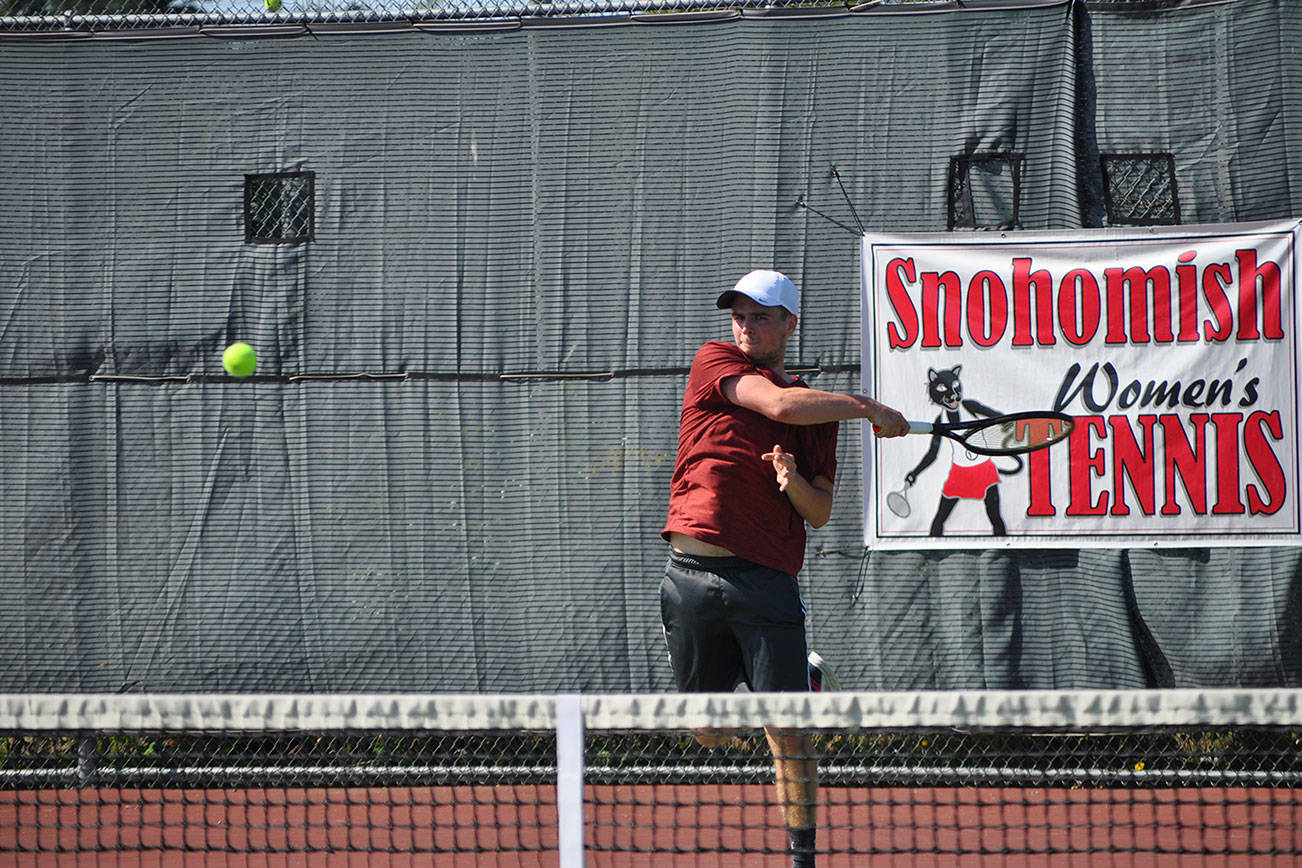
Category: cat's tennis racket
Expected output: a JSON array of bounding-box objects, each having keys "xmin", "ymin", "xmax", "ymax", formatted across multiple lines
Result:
[
  {"xmin": 908, "ymin": 411, "xmax": 1074, "ymax": 456},
  {"xmin": 886, "ymin": 483, "xmax": 912, "ymax": 517}
]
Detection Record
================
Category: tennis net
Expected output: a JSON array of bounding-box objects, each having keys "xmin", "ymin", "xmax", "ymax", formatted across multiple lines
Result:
[{"xmin": 2, "ymin": 689, "xmax": 1301, "ymax": 865}]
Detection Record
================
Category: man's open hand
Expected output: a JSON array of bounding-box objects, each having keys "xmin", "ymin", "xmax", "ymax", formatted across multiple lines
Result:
[{"xmin": 762, "ymin": 444, "xmax": 797, "ymax": 491}]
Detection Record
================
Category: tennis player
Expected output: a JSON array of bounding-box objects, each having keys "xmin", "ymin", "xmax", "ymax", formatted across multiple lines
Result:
[{"xmin": 661, "ymin": 269, "xmax": 908, "ymax": 868}]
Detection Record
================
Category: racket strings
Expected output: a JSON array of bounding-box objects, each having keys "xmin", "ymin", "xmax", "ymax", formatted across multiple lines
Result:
[{"xmin": 965, "ymin": 416, "xmax": 1072, "ymax": 453}]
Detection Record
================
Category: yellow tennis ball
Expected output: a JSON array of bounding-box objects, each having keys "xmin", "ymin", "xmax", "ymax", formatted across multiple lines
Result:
[
  {"xmin": 265, "ymin": 0, "xmax": 282, "ymax": 11},
  {"xmin": 223, "ymin": 343, "xmax": 257, "ymax": 378}
]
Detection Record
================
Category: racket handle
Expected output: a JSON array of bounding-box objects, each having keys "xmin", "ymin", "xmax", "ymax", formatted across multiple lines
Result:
[{"xmin": 907, "ymin": 421, "xmax": 933, "ymax": 435}]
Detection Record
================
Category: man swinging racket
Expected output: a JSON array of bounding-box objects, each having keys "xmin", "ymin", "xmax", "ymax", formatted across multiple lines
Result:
[{"xmin": 660, "ymin": 269, "xmax": 909, "ymax": 868}]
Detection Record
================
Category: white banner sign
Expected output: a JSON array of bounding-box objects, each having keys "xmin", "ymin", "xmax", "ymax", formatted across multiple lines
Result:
[{"xmin": 862, "ymin": 220, "xmax": 1302, "ymax": 549}]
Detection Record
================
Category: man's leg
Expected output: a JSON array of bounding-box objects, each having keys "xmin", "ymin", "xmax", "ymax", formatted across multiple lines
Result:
[
  {"xmin": 661, "ymin": 552, "xmax": 745, "ymax": 747},
  {"xmin": 680, "ymin": 557, "xmax": 818, "ymax": 865},
  {"xmin": 727, "ymin": 562, "xmax": 818, "ymax": 867},
  {"xmin": 766, "ymin": 728, "xmax": 818, "ymax": 868}
]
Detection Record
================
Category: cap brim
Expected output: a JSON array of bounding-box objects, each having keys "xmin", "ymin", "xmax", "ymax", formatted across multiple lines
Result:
[{"xmin": 715, "ymin": 290, "xmax": 739, "ymax": 309}]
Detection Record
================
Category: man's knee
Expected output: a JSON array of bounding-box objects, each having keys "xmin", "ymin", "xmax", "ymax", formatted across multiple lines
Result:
[{"xmin": 764, "ymin": 728, "xmax": 814, "ymax": 761}]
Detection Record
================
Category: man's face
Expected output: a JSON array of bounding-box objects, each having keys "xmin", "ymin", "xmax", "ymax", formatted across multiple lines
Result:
[{"xmin": 730, "ymin": 294, "xmax": 796, "ymax": 367}]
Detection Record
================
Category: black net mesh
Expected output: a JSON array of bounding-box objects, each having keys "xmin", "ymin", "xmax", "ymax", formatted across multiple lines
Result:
[{"xmin": 3, "ymin": 691, "xmax": 1301, "ymax": 860}]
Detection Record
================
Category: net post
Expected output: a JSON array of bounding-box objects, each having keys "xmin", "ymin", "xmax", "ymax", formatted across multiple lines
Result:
[{"xmin": 555, "ymin": 693, "xmax": 585, "ymax": 868}]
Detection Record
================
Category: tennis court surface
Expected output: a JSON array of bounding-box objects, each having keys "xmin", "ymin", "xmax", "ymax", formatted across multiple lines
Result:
[{"xmin": 2, "ymin": 690, "xmax": 1300, "ymax": 865}]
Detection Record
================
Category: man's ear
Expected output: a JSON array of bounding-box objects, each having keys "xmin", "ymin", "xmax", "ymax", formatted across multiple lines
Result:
[{"xmin": 785, "ymin": 313, "xmax": 798, "ymax": 335}]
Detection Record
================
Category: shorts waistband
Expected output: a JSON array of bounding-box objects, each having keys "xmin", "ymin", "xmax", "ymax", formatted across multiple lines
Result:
[{"xmin": 667, "ymin": 548, "xmax": 755, "ymax": 572}]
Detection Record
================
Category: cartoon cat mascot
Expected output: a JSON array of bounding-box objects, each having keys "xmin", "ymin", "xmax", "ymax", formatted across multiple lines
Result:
[{"xmin": 904, "ymin": 366, "xmax": 1018, "ymax": 536}]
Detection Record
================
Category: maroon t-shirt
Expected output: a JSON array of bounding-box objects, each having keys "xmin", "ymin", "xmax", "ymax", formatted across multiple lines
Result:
[{"xmin": 662, "ymin": 341, "xmax": 839, "ymax": 576}]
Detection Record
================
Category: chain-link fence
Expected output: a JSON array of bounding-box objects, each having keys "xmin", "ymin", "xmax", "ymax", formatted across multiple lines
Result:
[
  {"xmin": 1100, "ymin": 152, "xmax": 1182, "ymax": 226},
  {"xmin": 0, "ymin": 0, "xmax": 935, "ymax": 31}
]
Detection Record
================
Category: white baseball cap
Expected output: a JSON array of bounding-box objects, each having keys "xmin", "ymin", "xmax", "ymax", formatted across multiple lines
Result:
[{"xmin": 716, "ymin": 270, "xmax": 800, "ymax": 316}]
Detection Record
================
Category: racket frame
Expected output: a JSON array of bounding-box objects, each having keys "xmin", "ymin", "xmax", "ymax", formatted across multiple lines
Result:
[{"xmin": 906, "ymin": 411, "xmax": 1074, "ymax": 457}]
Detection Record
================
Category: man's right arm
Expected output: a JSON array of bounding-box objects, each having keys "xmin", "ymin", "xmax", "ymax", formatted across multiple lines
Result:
[{"xmin": 723, "ymin": 374, "xmax": 909, "ymax": 436}]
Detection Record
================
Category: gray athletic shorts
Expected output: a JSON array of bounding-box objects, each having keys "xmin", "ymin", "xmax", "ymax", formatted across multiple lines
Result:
[{"xmin": 660, "ymin": 549, "xmax": 809, "ymax": 693}]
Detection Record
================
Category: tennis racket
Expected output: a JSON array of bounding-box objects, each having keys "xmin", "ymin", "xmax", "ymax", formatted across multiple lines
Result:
[
  {"xmin": 908, "ymin": 411, "xmax": 1074, "ymax": 456},
  {"xmin": 886, "ymin": 483, "xmax": 912, "ymax": 517}
]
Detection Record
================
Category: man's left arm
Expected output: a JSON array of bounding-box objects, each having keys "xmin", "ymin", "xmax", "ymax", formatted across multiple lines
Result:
[{"xmin": 763, "ymin": 445, "xmax": 834, "ymax": 528}]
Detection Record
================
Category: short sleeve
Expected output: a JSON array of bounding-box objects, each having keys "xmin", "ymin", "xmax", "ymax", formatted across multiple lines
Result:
[{"xmin": 685, "ymin": 342, "xmax": 763, "ymax": 410}]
